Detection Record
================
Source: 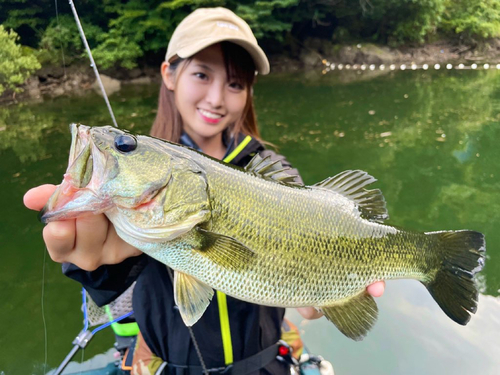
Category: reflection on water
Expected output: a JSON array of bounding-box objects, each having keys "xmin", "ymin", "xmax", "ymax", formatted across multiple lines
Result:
[
  {"xmin": 288, "ymin": 280, "xmax": 500, "ymax": 375},
  {"xmin": 0, "ymin": 104, "xmax": 56, "ymax": 163},
  {"xmin": 0, "ymin": 70, "xmax": 499, "ymax": 374}
]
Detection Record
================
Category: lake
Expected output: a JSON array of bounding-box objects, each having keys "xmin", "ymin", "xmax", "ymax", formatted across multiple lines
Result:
[{"xmin": 0, "ymin": 68, "xmax": 499, "ymax": 374}]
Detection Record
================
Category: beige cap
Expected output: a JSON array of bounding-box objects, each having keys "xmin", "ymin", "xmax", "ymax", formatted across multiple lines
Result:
[{"xmin": 165, "ymin": 7, "xmax": 270, "ymax": 75}]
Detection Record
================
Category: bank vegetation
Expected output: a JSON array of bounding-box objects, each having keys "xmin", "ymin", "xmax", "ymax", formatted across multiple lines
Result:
[{"xmin": 2, "ymin": 0, "xmax": 500, "ymax": 96}]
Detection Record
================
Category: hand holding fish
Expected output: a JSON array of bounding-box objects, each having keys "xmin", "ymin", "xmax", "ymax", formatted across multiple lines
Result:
[
  {"xmin": 24, "ymin": 184, "xmax": 142, "ymax": 271},
  {"xmin": 297, "ymin": 281, "xmax": 386, "ymax": 319}
]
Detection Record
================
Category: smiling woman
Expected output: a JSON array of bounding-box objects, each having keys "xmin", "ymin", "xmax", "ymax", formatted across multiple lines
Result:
[{"xmin": 161, "ymin": 43, "xmax": 251, "ymax": 159}]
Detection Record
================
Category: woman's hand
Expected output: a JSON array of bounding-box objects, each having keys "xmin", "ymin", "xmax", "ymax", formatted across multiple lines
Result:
[
  {"xmin": 23, "ymin": 184, "xmax": 142, "ymax": 271},
  {"xmin": 296, "ymin": 281, "xmax": 386, "ymax": 320}
]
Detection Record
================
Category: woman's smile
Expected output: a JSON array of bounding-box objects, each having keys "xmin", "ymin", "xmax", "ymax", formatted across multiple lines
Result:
[{"xmin": 198, "ymin": 108, "xmax": 224, "ymax": 124}]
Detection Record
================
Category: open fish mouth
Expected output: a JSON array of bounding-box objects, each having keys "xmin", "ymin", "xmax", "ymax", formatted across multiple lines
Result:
[
  {"xmin": 67, "ymin": 125, "xmax": 93, "ymax": 188},
  {"xmin": 40, "ymin": 124, "xmax": 111, "ymax": 223}
]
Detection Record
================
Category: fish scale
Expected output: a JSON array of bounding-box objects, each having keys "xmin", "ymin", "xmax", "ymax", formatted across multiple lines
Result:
[
  {"xmin": 162, "ymin": 161, "xmax": 431, "ymax": 306},
  {"xmin": 41, "ymin": 125, "xmax": 486, "ymax": 340}
]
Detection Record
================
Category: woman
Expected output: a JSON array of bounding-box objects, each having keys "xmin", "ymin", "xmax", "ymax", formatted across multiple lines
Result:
[{"xmin": 24, "ymin": 7, "xmax": 384, "ymax": 374}]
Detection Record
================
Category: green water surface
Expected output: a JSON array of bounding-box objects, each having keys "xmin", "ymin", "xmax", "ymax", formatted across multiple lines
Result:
[{"xmin": 0, "ymin": 69, "xmax": 499, "ymax": 374}]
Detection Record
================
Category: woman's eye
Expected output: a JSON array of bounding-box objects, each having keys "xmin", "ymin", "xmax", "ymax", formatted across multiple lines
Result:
[
  {"xmin": 229, "ymin": 82, "xmax": 244, "ymax": 91},
  {"xmin": 194, "ymin": 72, "xmax": 208, "ymax": 80}
]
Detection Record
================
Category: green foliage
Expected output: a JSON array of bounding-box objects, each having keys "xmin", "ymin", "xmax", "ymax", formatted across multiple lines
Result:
[
  {"xmin": 38, "ymin": 15, "xmax": 103, "ymax": 65},
  {"xmin": 2, "ymin": 5, "xmax": 45, "ymax": 30},
  {"xmin": 0, "ymin": 25, "xmax": 40, "ymax": 96},
  {"xmin": 356, "ymin": 0, "xmax": 446, "ymax": 44},
  {"xmin": 235, "ymin": 0, "xmax": 299, "ymax": 41},
  {"xmin": 91, "ymin": 0, "xmax": 193, "ymax": 67},
  {"xmin": 105, "ymin": 1, "xmax": 178, "ymax": 54},
  {"xmin": 441, "ymin": 0, "xmax": 500, "ymax": 40},
  {"xmin": 3, "ymin": 0, "xmax": 500, "ymax": 71},
  {"xmin": 92, "ymin": 32, "xmax": 143, "ymax": 69},
  {"xmin": 158, "ymin": 0, "xmax": 225, "ymax": 10}
]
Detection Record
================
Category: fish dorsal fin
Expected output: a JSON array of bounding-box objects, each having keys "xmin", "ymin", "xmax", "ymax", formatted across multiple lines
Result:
[
  {"xmin": 244, "ymin": 154, "xmax": 303, "ymax": 187},
  {"xmin": 320, "ymin": 290, "xmax": 378, "ymax": 341},
  {"xmin": 314, "ymin": 170, "xmax": 389, "ymax": 222},
  {"xmin": 174, "ymin": 270, "xmax": 214, "ymax": 326}
]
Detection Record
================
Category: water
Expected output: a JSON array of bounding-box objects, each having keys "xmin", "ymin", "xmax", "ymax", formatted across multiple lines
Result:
[{"xmin": 0, "ymin": 69, "xmax": 499, "ymax": 374}]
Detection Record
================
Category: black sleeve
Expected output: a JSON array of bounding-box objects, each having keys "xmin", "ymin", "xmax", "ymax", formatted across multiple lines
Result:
[
  {"xmin": 258, "ymin": 149, "xmax": 304, "ymax": 185},
  {"xmin": 62, "ymin": 254, "xmax": 149, "ymax": 306}
]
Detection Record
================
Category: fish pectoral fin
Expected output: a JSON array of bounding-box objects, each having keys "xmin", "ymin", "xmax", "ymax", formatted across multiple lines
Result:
[
  {"xmin": 320, "ymin": 290, "xmax": 378, "ymax": 341},
  {"xmin": 174, "ymin": 270, "xmax": 214, "ymax": 326},
  {"xmin": 313, "ymin": 170, "xmax": 388, "ymax": 222},
  {"xmin": 194, "ymin": 228, "xmax": 256, "ymax": 270}
]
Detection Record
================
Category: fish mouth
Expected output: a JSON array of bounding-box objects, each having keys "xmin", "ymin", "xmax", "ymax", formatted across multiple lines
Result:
[
  {"xmin": 40, "ymin": 124, "xmax": 111, "ymax": 223},
  {"xmin": 67, "ymin": 127, "xmax": 93, "ymax": 189}
]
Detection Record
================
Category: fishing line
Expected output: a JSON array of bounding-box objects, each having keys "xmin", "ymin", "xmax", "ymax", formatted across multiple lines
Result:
[
  {"xmin": 54, "ymin": 0, "xmax": 67, "ymax": 78},
  {"xmin": 41, "ymin": 247, "xmax": 48, "ymax": 374},
  {"xmin": 166, "ymin": 267, "xmax": 209, "ymax": 374},
  {"xmin": 67, "ymin": 0, "xmax": 118, "ymax": 128}
]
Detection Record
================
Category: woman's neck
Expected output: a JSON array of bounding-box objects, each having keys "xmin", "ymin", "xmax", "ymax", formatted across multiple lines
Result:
[{"xmin": 187, "ymin": 131, "xmax": 227, "ymax": 160}]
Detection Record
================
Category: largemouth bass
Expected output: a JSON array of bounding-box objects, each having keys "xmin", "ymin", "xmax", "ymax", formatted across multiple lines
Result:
[{"xmin": 41, "ymin": 124, "xmax": 485, "ymax": 340}]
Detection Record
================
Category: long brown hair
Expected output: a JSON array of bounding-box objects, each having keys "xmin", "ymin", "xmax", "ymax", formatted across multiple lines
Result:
[{"xmin": 150, "ymin": 42, "xmax": 261, "ymax": 142}]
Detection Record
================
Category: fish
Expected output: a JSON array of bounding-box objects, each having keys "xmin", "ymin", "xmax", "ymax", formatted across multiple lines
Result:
[{"xmin": 41, "ymin": 124, "xmax": 486, "ymax": 341}]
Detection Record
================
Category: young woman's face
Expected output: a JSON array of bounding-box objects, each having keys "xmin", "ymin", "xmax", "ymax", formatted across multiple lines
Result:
[{"xmin": 164, "ymin": 44, "xmax": 249, "ymax": 144}]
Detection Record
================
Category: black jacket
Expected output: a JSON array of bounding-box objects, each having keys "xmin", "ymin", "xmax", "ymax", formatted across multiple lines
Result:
[{"xmin": 63, "ymin": 133, "xmax": 301, "ymax": 374}]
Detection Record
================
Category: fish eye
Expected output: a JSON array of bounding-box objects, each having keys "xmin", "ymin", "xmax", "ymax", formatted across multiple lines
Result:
[{"xmin": 114, "ymin": 134, "xmax": 137, "ymax": 153}]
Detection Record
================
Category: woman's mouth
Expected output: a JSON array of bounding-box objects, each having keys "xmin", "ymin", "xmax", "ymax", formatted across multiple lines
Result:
[{"xmin": 198, "ymin": 109, "xmax": 224, "ymax": 124}]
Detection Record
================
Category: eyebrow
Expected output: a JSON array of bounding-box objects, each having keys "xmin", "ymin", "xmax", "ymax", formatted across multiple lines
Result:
[{"xmin": 194, "ymin": 63, "xmax": 214, "ymax": 72}]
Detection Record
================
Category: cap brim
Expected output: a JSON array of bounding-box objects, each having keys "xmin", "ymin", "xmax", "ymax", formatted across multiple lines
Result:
[{"xmin": 176, "ymin": 37, "xmax": 270, "ymax": 75}]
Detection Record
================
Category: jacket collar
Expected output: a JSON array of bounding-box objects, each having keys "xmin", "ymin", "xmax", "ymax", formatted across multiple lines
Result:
[{"xmin": 179, "ymin": 132, "xmax": 262, "ymax": 162}]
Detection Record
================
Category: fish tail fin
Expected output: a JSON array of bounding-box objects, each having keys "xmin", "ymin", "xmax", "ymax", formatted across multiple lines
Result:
[{"xmin": 424, "ymin": 230, "xmax": 485, "ymax": 325}]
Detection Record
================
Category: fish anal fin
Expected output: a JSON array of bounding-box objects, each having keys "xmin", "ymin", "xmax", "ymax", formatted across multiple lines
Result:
[
  {"xmin": 244, "ymin": 154, "xmax": 303, "ymax": 187},
  {"xmin": 314, "ymin": 170, "xmax": 389, "ymax": 222},
  {"xmin": 194, "ymin": 227, "xmax": 255, "ymax": 271},
  {"xmin": 174, "ymin": 270, "xmax": 214, "ymax": 326},
  {"xmin": 321, "ymin": 290, "xmax": 378, "ymax": 341}
]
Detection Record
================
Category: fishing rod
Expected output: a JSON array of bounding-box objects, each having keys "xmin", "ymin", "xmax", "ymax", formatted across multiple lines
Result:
[
  {"xmin": 67, "ymin": 0, "xmax": 118, "ymax": 128},
  {"xmin": 50, "ymin": 2, "xmax": 126, "ymax": 373}
]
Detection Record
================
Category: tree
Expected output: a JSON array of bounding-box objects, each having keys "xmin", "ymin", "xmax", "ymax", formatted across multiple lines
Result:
[
  {"xmin": 441, "ymin": 0, "xmax": 500, "ymax": 41},
  {"xmin": 0, "ymin": 25, "xmax": 41, "ymax": 96}
]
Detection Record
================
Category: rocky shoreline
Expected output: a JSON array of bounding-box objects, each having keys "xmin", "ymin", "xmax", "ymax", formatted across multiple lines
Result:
[
  {"xmin": 5, "ymin": 65, "xmax": 161, "ymax": 104},
  {"xmin": 4, "ymin": 39, "xmax": 500, "ymax": 105}
]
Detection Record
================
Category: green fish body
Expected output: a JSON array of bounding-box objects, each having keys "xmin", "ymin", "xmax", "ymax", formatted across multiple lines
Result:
[{"xmin": 41, "ymin": 124, "xmax": 486, "ymax": 340}]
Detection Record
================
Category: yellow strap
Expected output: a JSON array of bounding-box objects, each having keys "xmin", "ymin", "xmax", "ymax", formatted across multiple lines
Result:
[
  {"xmin": 217, "ymin": 291, "xmax": 233, "ymax": 364},
  {"xmin": 216, "ymin": 136, "xmax": 252, "ymax": 365},
  {"xmin": 223, "ymin": 135, "xmax": 252, "ymax": 163}
]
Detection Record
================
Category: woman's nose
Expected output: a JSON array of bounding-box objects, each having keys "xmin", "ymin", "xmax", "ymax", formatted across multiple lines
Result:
[{"xmin": 205, "ymin": 82, "xmax": 224, "ymax": 108}]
